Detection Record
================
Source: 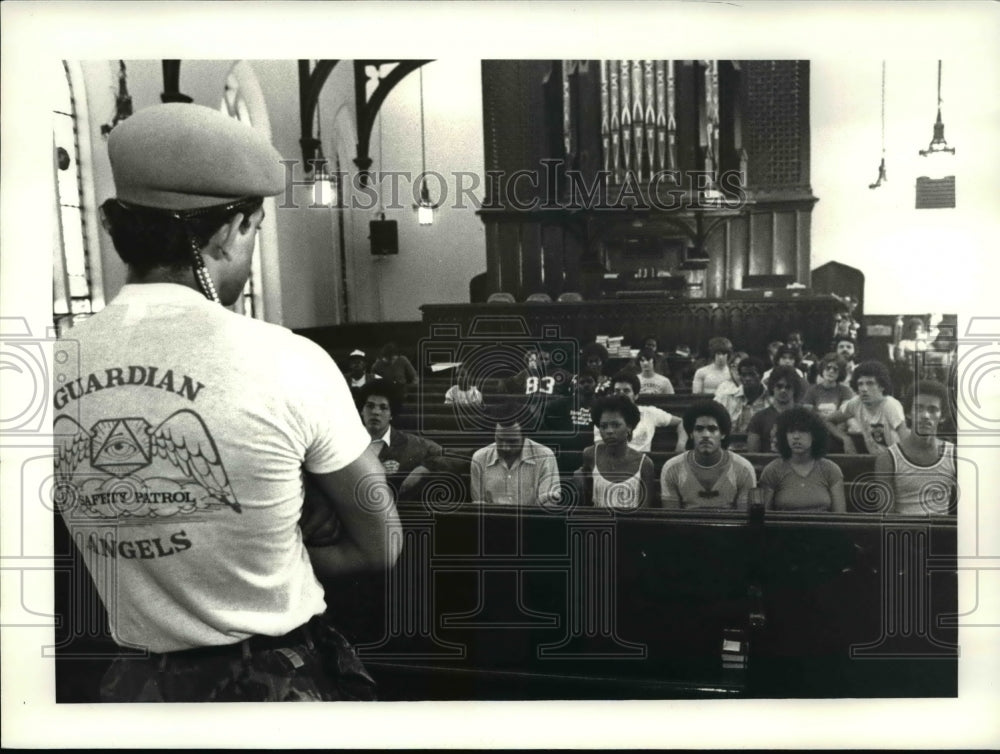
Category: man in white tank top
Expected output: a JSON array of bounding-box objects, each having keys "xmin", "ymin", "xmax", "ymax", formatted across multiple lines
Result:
[{"xmin": 874, "ymin": 380, "xmax": 956, "ymax": 515}]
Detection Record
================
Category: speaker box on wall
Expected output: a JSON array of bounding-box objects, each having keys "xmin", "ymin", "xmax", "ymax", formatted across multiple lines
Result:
[{"xmin": 369, "ymin": 220, "xmax": 399, "ymax": 255}]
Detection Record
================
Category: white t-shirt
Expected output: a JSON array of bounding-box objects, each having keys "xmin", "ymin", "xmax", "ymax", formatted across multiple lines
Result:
[
  {"xmin": 843, "ymin": 394, "xmax": 906, "ymax": 450},
  {"xmin": 692, "ymin": 363, "xmax": 731, "ymax": 394},
  {"xmin": 53, "ymin": 284, "xmax": 369, "ymax": 652},
  {"xmin": 594, "ymin": 404, "xmax": 676, "ymax": 453},
  {"xmin": 638, "ymin": 372, "xmax": 675, "ymax": 394},
  {"xmin": 444, "ymin": 385, "xmax": 483, "ymax": 405}
]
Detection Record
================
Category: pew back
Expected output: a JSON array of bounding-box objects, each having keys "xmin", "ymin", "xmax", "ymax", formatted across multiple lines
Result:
[{"xmin": 324, "ymin": 504, "xmax": 957, "ymax": 700}]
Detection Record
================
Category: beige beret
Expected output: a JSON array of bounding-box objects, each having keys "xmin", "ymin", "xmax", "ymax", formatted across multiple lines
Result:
[{"xmin": 108, "ymin": 103, "xmax": 286, "ymax": 210}]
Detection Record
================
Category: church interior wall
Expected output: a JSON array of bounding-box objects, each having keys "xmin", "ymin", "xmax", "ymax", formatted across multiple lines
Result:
[
  {"xmin": 810, "ymin": 57, "xmax": 999, "ymax": 314},
  {"xmin": 77, "ymin": 58, "xmax": 996, "ymax": 327}
]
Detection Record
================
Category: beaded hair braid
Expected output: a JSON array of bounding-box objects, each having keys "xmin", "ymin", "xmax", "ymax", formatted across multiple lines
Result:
[{"xmin": 116, "ymin": 197, "xmax": 262, "ymax": 304}]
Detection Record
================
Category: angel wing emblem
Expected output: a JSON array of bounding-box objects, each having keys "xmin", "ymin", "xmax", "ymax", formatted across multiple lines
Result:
[
  {"xmin": 53, "ymin": 414, "xmax": 89, "ymax": 487},
  {"xmin": 150, "ymin": 409, "xmax": 241, "ymax": 513}
]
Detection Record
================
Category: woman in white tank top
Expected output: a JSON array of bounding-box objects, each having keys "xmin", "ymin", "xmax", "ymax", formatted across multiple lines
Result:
[{"xmin": 577, "ymin": 395, "xmax": 655, "ymax": 509}]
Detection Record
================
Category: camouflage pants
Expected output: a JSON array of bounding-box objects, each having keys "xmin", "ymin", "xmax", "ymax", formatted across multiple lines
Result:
[{"xmin": 100, "ymin": 616, "xmax": 377, "ymax": 702}]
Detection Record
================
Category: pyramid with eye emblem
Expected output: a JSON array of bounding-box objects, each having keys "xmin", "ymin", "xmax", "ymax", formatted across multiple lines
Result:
[{"xmin": 90, "ymin": 418, "xmax": 152, "ymax": 477}]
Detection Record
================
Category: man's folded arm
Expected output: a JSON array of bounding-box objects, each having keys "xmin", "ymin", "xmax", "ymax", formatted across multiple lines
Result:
[{"xmin": 306, "ymin": 448, "xmax": 401, "ymax": 576}]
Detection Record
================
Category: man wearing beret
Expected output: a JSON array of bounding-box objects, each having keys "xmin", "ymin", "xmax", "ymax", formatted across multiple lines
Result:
[{"xmin": 53, "ymin": 104, "xmax": 400, "ymax": 702}]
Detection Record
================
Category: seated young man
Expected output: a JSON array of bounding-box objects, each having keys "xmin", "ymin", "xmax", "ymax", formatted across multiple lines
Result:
[
  {"xmin": 577, "ymin": 342, "xmax": 613, "ymax": 395},
  {"xmin": 541, "ymin": 368, "xmax": 600, "ymax": 452},
  {"xmin": 444, "ymin": 366, "xmax": 483, "ymax": 405},
  {"xmin": 824, "ymin": 360, "xmax": 910, "ymax": 455},
  {"xmin": 356, "ymin": 381, "xmax": 444, "ymax": 500},
  {"xmin": 874, "ymin": 380, "xmax": 956, "ymax": 515},
  {"xmin": 640, "ymin": 335, "xmax": 672, "ymax": 379},
  {"xmin": 508, "ymin": 346, "xmax": 573, "ymax": 397},
  {"xmin": 809, "ymin": 336, "xmax": 857, "ymax": 386},
  {"xmin": 746, "ymin": 364, "xmax": 805, "ymax": 453},
  {"xmin": 786, "ymin": 329, "xmax": 818, "ymax": 372},
  {"xmin": 762, "ymin": 344, "xmax": 809, "ymax": 395},
  {"xmin": 372, "ymin": 341, "xmax": 419, "ymax": 390},
  {"xmin": 692, "ymin": 336, "xmax": 734, "ymax": 395},
  {"xmin": 594, "ymin": 371, "xmax": 687, "ymax": 453},
  {"xmin": 344, "ymin": 348, "xmax": 380, "ymax": 400},
  {"xmin": 714, "ymin": 355, "xmax": 769, "ymax": 437},
  {"xmin": 802, "ymin": 353, "xmax": 855, "ymax": 417},
  {"xmin": 470, "ymin": 404, "xmax": 561, "ymax": 507},
  {"xmin": 802, "ymin": 352, "xmax": 855, "ymax": 452},
  {"xmin": 636, "ymin": 347, "xmax": 675, "ymax": 395},
  {"xmin": 660, "ymin": 400, "xmax": 757, "ymax": 510}
]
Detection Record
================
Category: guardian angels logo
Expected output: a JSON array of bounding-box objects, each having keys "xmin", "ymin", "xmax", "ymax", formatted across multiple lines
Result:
[{"xmin": 54, "ymin": 409, "xmax": 241, "ymax": 519}]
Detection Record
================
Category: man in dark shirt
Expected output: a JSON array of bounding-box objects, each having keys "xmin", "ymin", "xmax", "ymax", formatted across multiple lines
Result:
[
  {"xmin": 746, "ymin": 365, "xmax": 804, "ymax": 453},
  {"xmin": 356, "ymin": 382, "xmax": 443, "ymax": 500}
]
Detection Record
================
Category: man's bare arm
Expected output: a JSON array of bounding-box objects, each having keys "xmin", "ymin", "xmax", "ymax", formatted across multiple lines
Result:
[
  {"xmin": 872, "ymin": 450, "xmax": 896, "ymax": 513},
  {"xmin": 306, "ymin": 447, "xmax": 402, "ymax": 576}
]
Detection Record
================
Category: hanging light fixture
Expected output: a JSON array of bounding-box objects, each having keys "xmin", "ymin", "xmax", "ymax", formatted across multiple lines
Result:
[
  {"xmin": 100, "ymin": 61, "xmax": 134, "ymax": 137},
  {"xmin": 918, "ymin": 60, "xmax": 955, "ymax": 173},
  {"xmin": 915, "ymin": 60, "xmax": 956, "ymax": 208},
  {"xmin": 414, "ymin": 67, "xmax": 438, "ymax": 225},
  {"xmin": 312, "ymin": 98, "xmax": 337, "ymax": 207},
  {"xmin": 868, "ymin": 61, "xmax": 887, "ymax": 189}
]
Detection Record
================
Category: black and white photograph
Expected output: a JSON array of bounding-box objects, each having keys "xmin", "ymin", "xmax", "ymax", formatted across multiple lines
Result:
[{"xmin": 2, "ymin": 1, "xmax": 999, "ymax": 749}]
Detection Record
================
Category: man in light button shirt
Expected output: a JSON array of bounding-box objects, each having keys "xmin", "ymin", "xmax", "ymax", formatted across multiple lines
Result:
[{"xmin": 470, "ymin": 404, "xmax": 561, "ymax": 507}]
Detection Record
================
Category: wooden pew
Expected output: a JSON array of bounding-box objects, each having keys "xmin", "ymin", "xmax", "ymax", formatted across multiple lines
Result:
[
  {"xmin": 406, "ymin": 391, "xmax": 696, "ymax": 412},
  {"xmin": 322, "ymin": 503, "xmax": 957, "ymax": 700},
  {"xmin": 52, "ymin": 485, "xmax": 954, "ymax": 702}
]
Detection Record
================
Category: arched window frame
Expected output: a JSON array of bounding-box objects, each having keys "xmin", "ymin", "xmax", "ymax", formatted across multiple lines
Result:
[
  {"xmin": 53, "ymin": 60, "xmax": 104, "ymax": 334},
  {"xmin": 220, "ymin": 62, "xmax": 283, "ymax": 323}
]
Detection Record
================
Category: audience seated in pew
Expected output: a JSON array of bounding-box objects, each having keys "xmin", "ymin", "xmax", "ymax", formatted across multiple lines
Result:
[
  {"xmin": 692, "ymin": 337, "xmax": 734, "ymax": 395},
  {"xmin": 802, "ymin": 353, "xmax": 855, "ymax": 417},
  {"xmin": 765, "ymin": 340, "xmax": 784, "ymax": 369},
  {"xmin": 637, "ymin": 347, "xmax": 675, "ymax": 395},
  {"xmin": 366, "ymin": 320, "xmax": 951, "ymax": 516},
  {"xmin": 470, "ymin": 402, "xmax": 561, "ymax": 507},
  {"xmin": 578, "ymin": 342, "xmax": 613, "ymax": 395},
  {"xmin": 746, "ymin": 364, "xmax": 805, "ymax": 453},
  {"xmin": 639, "ymin": 335, "xmax": 673, "ymax": 383},
  {"xmin": 811, "ymin": 336, "xmax": 858, "ymax": 386},
  {"xmin": 444, "ymin": 366, "xmax": 483, "ymax": 406},
  {"xmin": 824, "ymin": 360, "xmax": 909, "ymax": 455},
  {"xmin": 372, "ymin": 341, "xmax": 419, "ymax": 392},
  {"xmin": 357, "ymin": 381, "xmax": 443, "ymax": 500},
  {"xmin": 761, "ymin": 344, "xmax": 809, "ymax": 396},
  {"xmin": 537, "ymin": 368, "xmax": 599, "ymax": 450},
  {"xmin": 575, "ymin": 394, "xmax": 655, "ymax": 510},
  {"xmin": 596, "ymin": 371, "xmax": 687, "ymax": 453},
  {"xmin": 713, "ymin": 350, "xmax": 748, "ymax": 402},
  {"xmin": 660, "ymin": 400, "xmax": 757, "ymax": 510},
  {"xmin": 874, "ymin": 379, "xmax": 956, "ymax": 515},
  {"xmin": 715, "ymin": 355, "xmax": 769, "ymax": 443},
  {"xmin": 801, "ymin": 352, "xmax": 855, "ymax": 452},
  {"xmin": 757, "ymin": 406, "xmax": 846, "ymax": 512},
  {"xmin": 786, "ymin": 329, "xmax": 818, "ymax": 374},
  {"xmin": 344, "ymin": 347, "xmax": 380, "ymax": 392},
  {"xmin": 506, "ymin": 345, "xmax": 574, "ymax": 397}
]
